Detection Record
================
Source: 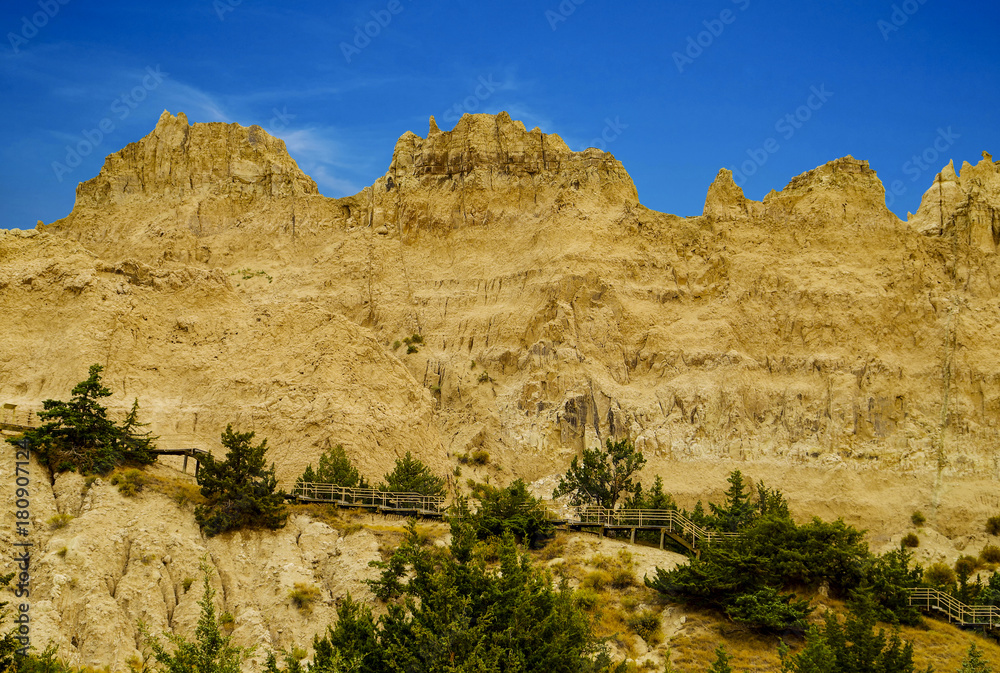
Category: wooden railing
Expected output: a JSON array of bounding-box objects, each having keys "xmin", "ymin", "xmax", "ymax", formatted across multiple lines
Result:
[
  {"xmin": 0, "ymin": 405, "xmax": 44, "ymax": 432},
  {"xmin": 286, "ymin": 482, "xmax": 448, "ymax": 516},
  {"xmin": 907, "ymin": 587, "xmax": 1000, "ymax": 628}
]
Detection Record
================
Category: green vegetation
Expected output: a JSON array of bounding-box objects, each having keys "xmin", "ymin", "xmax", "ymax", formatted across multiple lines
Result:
[
  {"xmin": 987, "ymin": 515, "xmax": 1000, "ymax": 536},
  {"xmin": 902, "ymin": 532, "xmax": 920, "ymax": 548},
  {"xmin": 111, "ymin": 468, "xmax": 148, "ymax": 496},
  {"xmin": 230, "ymin": 267, "xmax": 272, "ymax": 282},
  {"xmin": 297, "ymin": 443, "xmax": 369, "ymax": 489},
  {"xmin": 982, "ymin": 544, "xmax": 1000, "ymax": 564},
  {"xmin": 646, "ymin": 471, "xmax": 925, "ymax": 632},
  {"xmin": 288, "ymin": 584, "xmax": 321, "ymax": 613},
  {"xmin": 911, "ymin": 510, "xmax": 927, "ymax": 527},
  {"xmin": 457, "ymin": 449, "xmax": 490, "ymax": 466},
  {"xmin": 321, "ymin": 519, "xmax": 622, "ymax": 673},
  {"xmin": 141, "ymin": 564, "xmax": 252, "ymax": 673},
  {"xmin": 46, "ymin": 513, "xmax": 74, "ymax": 530},
  {"xmin": 924, "ymin": 561, "xmax": 957, "ymax": 588},
  {"xmin": 378, "ymin": 451, "xmax": 445, "ymax": 497},
  {"xmin": 959, "ymin": 643, "xmax": 993, "ymax": 673},
  {"xmin": 455, "ymin": 478, "xmax": 554, "ymax": 545},
  {"xmin": 553, "ymin": 437, "xmax": 646, "ymax": 509},
  {"xmin": 402, "ymin": 333, "xmax": 424, "ymax": 354},
  {"xmin": 0, "ymin": 573, "xmax": 21, "ymax": 672},
  {"xmin": 8, "ymin": 364, "xmax": 156, "ymax": 475},
  {"xmin": 778, "ymin": 594, "xmax": 927, "ymax": 673},
  {"xmin": 194, "ymin": 424, "xmax": 287, "ymax": 536}
]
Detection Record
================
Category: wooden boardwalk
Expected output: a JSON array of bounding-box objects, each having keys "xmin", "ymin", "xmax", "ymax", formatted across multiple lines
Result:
[
  {"xmin": 287, "ymin": 482, "xmax": 447, "ymax": 517},
  {"xmin": 556, "ymin": 505, "xmax": 739, "ymax": 554}
]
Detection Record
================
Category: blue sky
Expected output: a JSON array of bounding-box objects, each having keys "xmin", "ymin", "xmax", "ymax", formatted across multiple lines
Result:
[{"xmin": 1, "ymin": 0, "xmax": 998, "ymax": 229}]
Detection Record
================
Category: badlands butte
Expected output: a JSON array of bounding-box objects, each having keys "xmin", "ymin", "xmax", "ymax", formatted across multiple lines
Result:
[{"xmin": 3, "ymin": 110, "xmax": 1000, "ymax": 668}]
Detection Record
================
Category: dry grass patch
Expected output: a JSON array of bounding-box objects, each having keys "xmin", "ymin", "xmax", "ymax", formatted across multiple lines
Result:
[{"xmin": 902, "ymin": 615, "xmax": 1000, "ymax": 671}]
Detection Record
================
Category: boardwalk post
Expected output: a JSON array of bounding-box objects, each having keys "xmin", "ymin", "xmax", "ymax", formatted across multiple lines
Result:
[
  {"xmin": 183, "ymin": 455, "xmax": 188, "ymax": 473},
  {"xmin": 630, "ymin": 528, "xmax": 636, "ymax": 544},
  {"xmin": 659, "ymin": 529, "xmax": 665, "ymax": 550}
]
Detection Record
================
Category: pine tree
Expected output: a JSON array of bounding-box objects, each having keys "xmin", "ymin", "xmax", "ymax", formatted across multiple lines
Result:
[
  {"xmin": 195, "ymin": 424, "xmax": 287, "ymax": 536},
  {"xmin": 379, "ymin": 451, "xmax": 445, "ymax": 496},
  {"xmin": 142, "ymin": 563, "xmax": 251, "ymax": 673},
  {"xmin": 9, "ymin": 364, "xmax": 157, "ymax": 474},
  {"xmin": 710, "ymin": 470, "xmax": 757, "ymax": 532},
  {"xmin": 296, "ymin": 444, "xmax": 368, "ymax": 489},
  {"xmin": 959, "ymin": 643, "xmax": 993, "ymax": 673},
  {"xmin": 553, "ymin": 438, "xmax": 646, "ymax": 509},
  {"xmin": 708, "ymin": 645, "xmax": 734, "ymax": 673}
]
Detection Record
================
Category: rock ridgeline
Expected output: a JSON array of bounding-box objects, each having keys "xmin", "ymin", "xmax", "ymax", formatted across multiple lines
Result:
[{"xmin": 6, "ymin": 110, "xmax": 1000, "ymax": 671}]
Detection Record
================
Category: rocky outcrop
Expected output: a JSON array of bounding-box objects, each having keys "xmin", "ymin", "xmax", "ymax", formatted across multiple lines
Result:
[
  {"xmin": 762, "ymin": 156, "xmax": 901, "ymax": 228},
  {"xmin": 909, "ymin": 154, "xmax": 1000, "ymax": 252},
  {"xmin": 12, "ymin": 111, "xmax": 1000, "ymax": 496},
  {"xmin": 350, "ymin": 112, "xmax": 639, "ymax": 236}
]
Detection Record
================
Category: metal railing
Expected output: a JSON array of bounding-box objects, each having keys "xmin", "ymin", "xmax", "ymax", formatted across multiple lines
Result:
[
  {"xmin": 286, "ymin": 482, "xmax": 448, "ymax": 515},
  {"xmin": 907, "ymin": 587, "xmax": 1000, "ymax": 628},
  {"xmin": 567, "ymin": 506, "xmax": 739, "ymax": 547}
]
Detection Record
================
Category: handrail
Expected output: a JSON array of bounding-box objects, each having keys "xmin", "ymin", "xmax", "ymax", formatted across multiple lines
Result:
[
  {"xmin": 562, "ymin": 505, "xmax": 740, "ymax": 547},
  {"xmin": 286, "ymin": 481, "xmax": 448, "ymax": 514},
  {"xmin": 906, "ymin": 587, "xmax": 1000, "ymax": 627}
]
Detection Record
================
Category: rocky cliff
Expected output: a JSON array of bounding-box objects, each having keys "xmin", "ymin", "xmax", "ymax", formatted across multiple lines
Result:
[{"xmin": 5, "ymin": 110, "xmax": 1000, "ymax": 668}]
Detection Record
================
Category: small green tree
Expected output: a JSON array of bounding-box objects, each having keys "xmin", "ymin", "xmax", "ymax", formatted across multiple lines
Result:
[
  {"xmin": 379, "ymin": 451, "xmax": 445, "ymax": 497},
  {"xmin": 297, "ymin": 444, "xmax": 368, "ymax": 489},
  {"xmin": 462, "ymin": 478, "xmax": 554, "ymax": 545},
  {"xmin": 142, "ymin": 563, "xmax": 252, "ymax": 673},
  {"xmin": 710, "ymin": 470, "xmax": 758, "ymax": 532},
  {"xmin": 708, "ymin": 645, "xmax": 734, "ymax": 673},
  {"xmin": 553, "ymin": 438, "xmax": 646, "ymax": 509},
  {"xmin": 9, "ymin": 364, "xmax": 156, "ymax": 474},
  {"xmin": 959, "ymin": 643, "xmax": 993, "ymax": 673},
  {"xmin": 0, "ymin": 573, "xmax": 22, "ymax": 673},
  {"xmin": 195, "ymin": 425, "xmax": 287, "ymax": 536}
]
